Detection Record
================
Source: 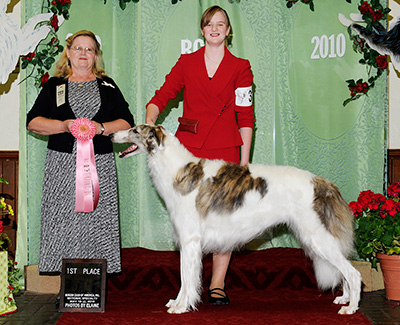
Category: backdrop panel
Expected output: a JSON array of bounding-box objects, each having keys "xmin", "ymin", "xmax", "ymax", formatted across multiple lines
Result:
[{"xmin": 18, "ymin": 0, "xmax": 387, "ymax": 265}]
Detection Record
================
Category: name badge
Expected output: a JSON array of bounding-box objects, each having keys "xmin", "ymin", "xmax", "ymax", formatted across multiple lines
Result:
[
  {"xmin": 235, "ymin": 86, "xmax": 253, "ymax": 107},
  {"xmin": 56, "ymin": 84, "xmax": 66, "ymax": 107}
]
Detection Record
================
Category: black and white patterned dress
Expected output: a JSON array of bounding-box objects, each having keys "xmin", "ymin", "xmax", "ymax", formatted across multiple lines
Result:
[{"xmin": 39, "ymin": 80, "xmax": 121, "ymax": 273}]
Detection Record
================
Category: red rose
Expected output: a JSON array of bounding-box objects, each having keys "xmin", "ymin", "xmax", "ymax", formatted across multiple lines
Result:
[
  {"xmin": 362, "ymin": 82, "xmax": 369, "ymax": 93},
  {"xmin": 51, "ymin": 0, "xmax": 56, "ymax": 5},
  {"xmin": 0, "ymin": 221, "xmax": 3, "ymax": 233},
  {"xmin": 372, "ymin": 10, "xmax": 383, "ymax": 22},
  {"xmin": 376, "ymin": 55, "xmax": 388, "ymax": 69},
  {"xmin": 355, "ymin": 83, "xmax": 364, "ymax": 93},
  {"xmin": 51, "ymin": 14, "xmax": 58, "ymax": 31},
  {"xmin": 359, "ymin": 1, "xmax": 373, "ymax": 15},
  {"xmin": 40, "ymin": 72, "xmax": 49, "ymax": 87}
]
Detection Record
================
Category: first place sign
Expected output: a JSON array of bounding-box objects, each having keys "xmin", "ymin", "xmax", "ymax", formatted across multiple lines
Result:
[{"xmin": 59, "ymin": 258, "xmax": 107, "ymax": 313}]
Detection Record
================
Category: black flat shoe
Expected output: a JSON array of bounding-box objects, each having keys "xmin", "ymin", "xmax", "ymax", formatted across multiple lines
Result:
[{"xmin": 208, "ymin": 288, "xmax": 230, "ymax": 305}]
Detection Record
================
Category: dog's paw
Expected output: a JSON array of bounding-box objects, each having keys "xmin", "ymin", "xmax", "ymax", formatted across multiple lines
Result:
[
  {"xmin": 338, "ymin": 305, "xmax": 358, "ymax": 315},
  {"xmin": 167, "ymin": 305, "xmax": 189, "ymax": 314},
  {"xmin": 333, "ymin": 295, "xmax": 349, "ymax": 305},
  {"xmin": 166, "ymin": 299, "xmax": 177, "ymax": 308}
]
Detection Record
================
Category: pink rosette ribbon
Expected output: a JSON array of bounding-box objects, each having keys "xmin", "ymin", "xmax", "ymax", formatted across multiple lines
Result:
[{"xmin": 71, "ymin": 117, "xmax": 99, "ymax": 212}]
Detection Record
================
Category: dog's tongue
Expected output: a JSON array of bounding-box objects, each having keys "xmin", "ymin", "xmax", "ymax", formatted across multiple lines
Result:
[{"xmin": 119, "ymin": 144, "xmax": 138, "ymax": 158}]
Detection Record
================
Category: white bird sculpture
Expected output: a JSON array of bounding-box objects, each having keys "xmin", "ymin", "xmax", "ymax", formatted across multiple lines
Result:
[
  {"xmin": 339, "ymin": 12, "xmax": 400, "ymax": 73},
  {"xmin": 0, "ymin": 0, "xmax": 64, "ymax": 84}
]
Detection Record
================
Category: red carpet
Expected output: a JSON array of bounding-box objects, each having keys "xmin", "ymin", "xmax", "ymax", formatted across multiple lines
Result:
[{"xmin": 57, "ymin": 248, "xmax": 371, "ymax": 324}]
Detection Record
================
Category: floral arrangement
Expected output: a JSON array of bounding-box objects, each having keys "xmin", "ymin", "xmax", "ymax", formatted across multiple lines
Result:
[
  {"xmin": 0, "ymin": 221, "xmax": 21, "ymax": 307},
  {"xmin": 0, "ymin": 178, "xmax": 13, "ymax": 218},
  {"xmin": 5, "ymin": 259, "xmax": 21, "ymax": 307},
  {"xmin": 343, "ymin": 0, "xmax": 390, "ymax": 106},
  {"xmin": 0, "ymin": 179, "xmax": 21, "ymax": 307},
  {"xmin": 285, "ymin": 0, "xmax": 390, "ymax": 106},
  {"xmin": 20, "ymin": 0, "xmax": 71, "ymax": 88},
  {"xmin": 349, "ymin": 181, "xmax": 400, "ymax": 268}
]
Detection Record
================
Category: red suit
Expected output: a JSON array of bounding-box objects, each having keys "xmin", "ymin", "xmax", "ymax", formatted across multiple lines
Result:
[{"xmin": 147, "ymin": 46, "xmax": 254, "ymax": 161}]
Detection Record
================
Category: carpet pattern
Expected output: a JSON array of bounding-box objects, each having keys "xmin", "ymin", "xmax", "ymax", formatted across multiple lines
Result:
[{"xmin": 57, "ymin": 247, "xmax": 371, "ymax": 324}]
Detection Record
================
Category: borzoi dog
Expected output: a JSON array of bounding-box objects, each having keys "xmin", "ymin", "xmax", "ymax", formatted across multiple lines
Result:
[{"xmin": 111, "ymin": 124, "xmax": 361, "ymax": 315}]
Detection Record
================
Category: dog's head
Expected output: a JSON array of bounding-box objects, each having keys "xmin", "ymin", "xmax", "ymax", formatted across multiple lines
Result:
[{"xmin": 111, "ymin": 124, "xmax": 166, "ymax": 158}]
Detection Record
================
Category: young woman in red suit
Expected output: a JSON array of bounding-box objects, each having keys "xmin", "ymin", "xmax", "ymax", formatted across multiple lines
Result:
[{"xmin": 146, "ymin": 5, "xmax": 254, "ymax": 306}]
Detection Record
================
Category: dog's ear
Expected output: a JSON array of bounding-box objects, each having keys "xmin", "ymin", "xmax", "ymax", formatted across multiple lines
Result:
[
  {"xmin": 143, "ymin": 125, "xmax": 166, "ymax": 155},
  {"xmin": 153, "ymin": 126, "xmax": 166, "ymax": 147}
]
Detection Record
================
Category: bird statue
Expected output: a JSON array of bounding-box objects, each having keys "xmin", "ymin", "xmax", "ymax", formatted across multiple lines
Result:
[
  {"xmin": 0, "ymin": 0, "xmax": 64, "ymax": 84},
  {"xmin": 339, "ymin": 12, "xmax": 400, "ymax": 72}
]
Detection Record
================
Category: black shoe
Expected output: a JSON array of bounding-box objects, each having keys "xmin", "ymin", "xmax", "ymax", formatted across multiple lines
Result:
[{"xmin": 208, "ymin": 288, "xmax": 230, "ymax": 305}]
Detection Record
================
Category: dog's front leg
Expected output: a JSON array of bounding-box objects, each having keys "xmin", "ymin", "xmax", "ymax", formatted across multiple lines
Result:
[{"xmin": 166, "ymin": 236, "xmax": 202, "ymax": 314}]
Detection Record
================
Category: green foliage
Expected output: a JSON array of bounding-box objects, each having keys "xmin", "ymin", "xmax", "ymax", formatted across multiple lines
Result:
[
  {"xmin": 19, "ymin": 0, "xmax": 71, "ymax": 88},
  {"xmin": 285, "ymin": 0, "xmax": 315, "ymax": 11},
  {"xmin": 343, "ymin": 1, "xmax": 390, "ymax": 106}
]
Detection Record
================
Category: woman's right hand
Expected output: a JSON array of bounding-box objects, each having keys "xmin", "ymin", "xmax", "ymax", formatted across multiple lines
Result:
[
  {"xmin": 63, "ymin": 119, "xmax": 75, "ymax": 133},
  {"xmin": 145, "ymin": 103, "xmax": 160, "ymax": 125},
  {"xmin": 27, "ymin": 117, "xmax": 76, "ymax": 136}
]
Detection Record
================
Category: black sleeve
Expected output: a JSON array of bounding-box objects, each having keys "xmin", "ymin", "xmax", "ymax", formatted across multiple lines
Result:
[{"xmin": 26, "ymin": 81, "xmax": 53, "ymax": 126}]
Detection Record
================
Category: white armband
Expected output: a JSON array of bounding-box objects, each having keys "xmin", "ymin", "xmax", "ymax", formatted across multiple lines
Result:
[{"xmin": 235, "ymin": 86, "xmax": 253, "ymax": 107}]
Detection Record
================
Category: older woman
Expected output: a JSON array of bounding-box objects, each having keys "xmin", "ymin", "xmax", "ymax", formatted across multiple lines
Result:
[{"xmin": 27, "ymin": 30, "xmax": 135, "ymax": 275}]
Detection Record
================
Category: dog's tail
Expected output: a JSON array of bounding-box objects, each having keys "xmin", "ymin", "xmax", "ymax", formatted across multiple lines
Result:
[
  {"xmin": 312, "ymin": 176, "xmax": 354, "ymax": 257},
  {"xmin": 311, "ymin": 176, "xmax": 355, "ymax": 289}
]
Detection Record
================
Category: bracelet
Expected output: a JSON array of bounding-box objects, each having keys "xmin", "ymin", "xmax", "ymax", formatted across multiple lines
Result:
[{"xmin": 100, "ymin": 123, "xmax": 105, "ymax": 135}]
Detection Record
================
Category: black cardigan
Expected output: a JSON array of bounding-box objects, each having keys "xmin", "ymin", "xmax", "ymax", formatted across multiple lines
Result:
[{"xmin": 26, "ymin": 76, "xmax": 135, "ymax": 154}]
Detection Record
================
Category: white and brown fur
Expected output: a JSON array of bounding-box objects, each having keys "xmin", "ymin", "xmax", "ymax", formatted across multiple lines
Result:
[{"xmin": 111, "ymin": 124, "xmax": 361, "ymax": 315}]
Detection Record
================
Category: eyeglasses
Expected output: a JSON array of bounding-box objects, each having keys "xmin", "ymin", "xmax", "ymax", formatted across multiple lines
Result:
[{"xmin": 71, "ymin": 46, "xmax": 95, "ymax": 54}]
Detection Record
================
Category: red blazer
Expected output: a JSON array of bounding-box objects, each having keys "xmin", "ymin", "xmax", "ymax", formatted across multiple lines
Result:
[{"xmin": 147, "ymin": 46, "xmax": 254, "ymax": 149}]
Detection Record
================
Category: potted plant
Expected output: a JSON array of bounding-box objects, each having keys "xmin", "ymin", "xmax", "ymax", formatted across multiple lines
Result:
[
  {"xmin": 349, "ymin": 181, "xmax": 400, "ymax": 300},
  {"xmin": 0, "ymin": 177, "xmax": 21, "ymax": 316}
]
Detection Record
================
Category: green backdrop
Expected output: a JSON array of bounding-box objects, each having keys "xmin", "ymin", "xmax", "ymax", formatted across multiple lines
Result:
[{"xmin": 17, "ymin": 0, "xmax": 387, "ymax": 267}]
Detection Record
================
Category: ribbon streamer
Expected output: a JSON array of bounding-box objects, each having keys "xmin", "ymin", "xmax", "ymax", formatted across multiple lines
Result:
[{"xmin": 71, "ymin": 118, "xmax": 100, "ymax": 212}]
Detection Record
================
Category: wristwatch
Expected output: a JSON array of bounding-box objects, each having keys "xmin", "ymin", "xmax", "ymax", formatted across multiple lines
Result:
[{"xmin": 100, "ymin": 123, "xmax": 105, "ymax": 135}]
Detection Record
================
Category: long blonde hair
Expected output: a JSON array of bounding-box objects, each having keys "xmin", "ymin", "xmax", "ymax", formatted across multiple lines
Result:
[{"xmin": 54, "ymin": 30, "xmax": 107, "ymax": 78}]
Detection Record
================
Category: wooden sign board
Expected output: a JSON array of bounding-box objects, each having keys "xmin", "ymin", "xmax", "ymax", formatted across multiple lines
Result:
[{"xmin": 59, "ymin": 258, "xmax": 107, "ymax": 313}]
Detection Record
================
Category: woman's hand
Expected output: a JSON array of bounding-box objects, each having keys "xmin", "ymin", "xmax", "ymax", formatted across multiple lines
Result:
[
  {"xmin": 145, "ymin": 103, "xmax": 160, "ymax": 125},
  {"xmin": 93, "ymin": 119, "xmax": 131, "ymax": 136},
  {"xmin": 63, "ymin": 119, "xmax": 75, "ymax": 133},
  {"xmin": 27, "ymin": 117, "xmax": 75, "ymax": 136}
]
